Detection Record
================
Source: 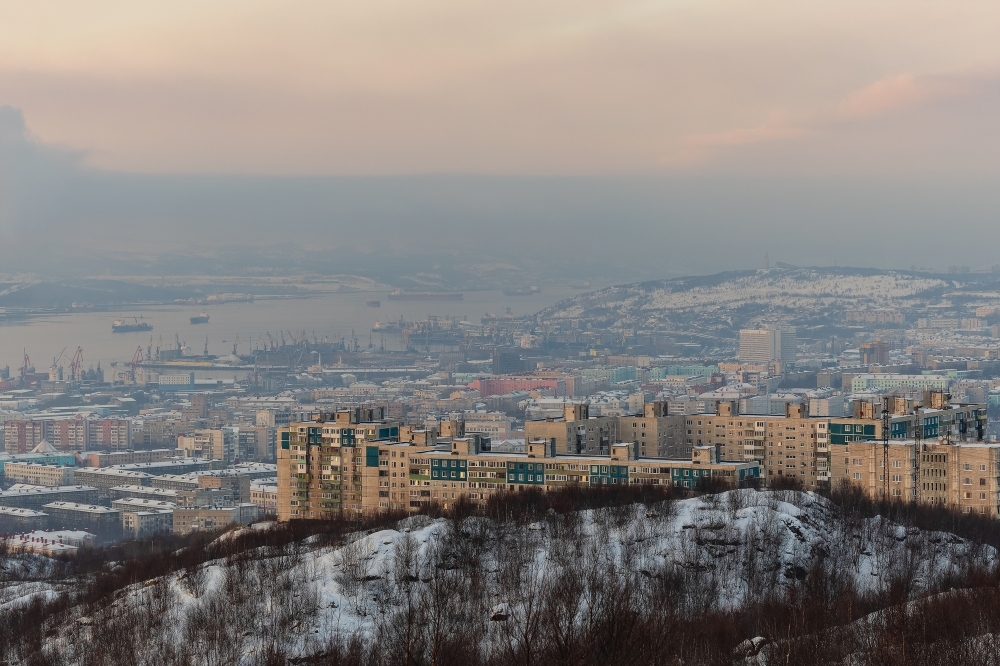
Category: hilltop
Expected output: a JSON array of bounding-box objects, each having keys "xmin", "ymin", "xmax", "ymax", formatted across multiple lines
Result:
[{"xmin": 9, "ymin": 488, "xmax": 1000, "ymax": 666}]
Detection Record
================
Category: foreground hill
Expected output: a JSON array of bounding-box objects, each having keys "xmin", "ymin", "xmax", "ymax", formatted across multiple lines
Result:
[{"xmin": 20, "ymin": 489, "xmax": 999, "ymax": 666}]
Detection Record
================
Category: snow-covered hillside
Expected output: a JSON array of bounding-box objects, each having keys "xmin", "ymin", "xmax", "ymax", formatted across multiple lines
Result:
[
  {"xmin": 536, "ymin": 267, "xmax": 960, "ymax": 333},
  {"xmin": 32, "ymin": 490, "xmax": 996, "ymax": 665}
]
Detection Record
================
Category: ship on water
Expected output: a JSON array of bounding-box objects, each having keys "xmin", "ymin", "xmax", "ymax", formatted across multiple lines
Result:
[
  {"xmin": 190, "ymin": 312, "xmax": 210, "ymax": 324},
  {"xmin": 112, "ymin": 316, "xmax": 152, "ymax": 333},
  {"xmin": 387, "ymin": 290, "xmax": 462, "ymax": 301}
]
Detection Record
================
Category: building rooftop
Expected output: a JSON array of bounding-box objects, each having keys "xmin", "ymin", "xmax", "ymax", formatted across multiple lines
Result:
[
  {"xmin": 0, "ymin": 485, "xmax": 97, "ymax": 496},
  {"xmin": 42, "ymin": 502, "xmax": 118, "ymax": 514}
]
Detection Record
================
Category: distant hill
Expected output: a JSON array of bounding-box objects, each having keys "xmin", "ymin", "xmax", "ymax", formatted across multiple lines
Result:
[{"xmin": 534, "ymin": 266, "xmax": 1000, "ymax": 334}]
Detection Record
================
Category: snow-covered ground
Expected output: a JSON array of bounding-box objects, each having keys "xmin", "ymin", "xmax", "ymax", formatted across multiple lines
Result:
[
  {"xmin": 29, "ymin": 490, "xmax": 996, "ymax": 665},
  {"xmin": 539, "ymin": 268, "xmax": 952, "ymax": 326}
]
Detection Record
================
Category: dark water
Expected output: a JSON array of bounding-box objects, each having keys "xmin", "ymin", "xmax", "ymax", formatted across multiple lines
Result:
[{"xmin": 0, "ymin": 288, "xmax": 580, "ymax": 379}]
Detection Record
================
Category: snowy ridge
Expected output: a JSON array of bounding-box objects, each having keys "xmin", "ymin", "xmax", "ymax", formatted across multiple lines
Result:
[
  {"xmin": 38, "ymin": 490, "xmax": 995, "ymax": 664},
  {"xmin": 537, "ymin": 267, "xmax": 953, "ymax": 328}
]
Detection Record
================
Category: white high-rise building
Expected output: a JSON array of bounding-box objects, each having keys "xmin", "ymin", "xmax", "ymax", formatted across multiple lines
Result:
[{"xmin": 739, "ymin": 325, "xmax": 796, "ymax": 366}]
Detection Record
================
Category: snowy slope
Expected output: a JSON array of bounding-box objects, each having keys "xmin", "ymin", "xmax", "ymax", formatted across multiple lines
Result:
[{"xmin": 33, "ymin": 490, "xmax": 995, "ymax": 664}]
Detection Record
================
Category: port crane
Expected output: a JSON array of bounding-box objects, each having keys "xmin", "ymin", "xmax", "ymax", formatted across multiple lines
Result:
[
  {"xmin": 121, "ymin": 346, "xmax": 143, "ymax": 384},
  {"xmin": 19, "ymin": 350, "xmax": 31, "ymax": 388},
  {"xmin": 69, "ymin": 347, "xmax": 83, "ymax": 382}
]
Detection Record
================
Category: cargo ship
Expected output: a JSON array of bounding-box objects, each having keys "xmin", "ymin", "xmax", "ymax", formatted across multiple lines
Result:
[
  {"xmin": 365, "ymin": 300, "xmax": 381, "ymax": 308},
  {"xmin": 112, "ymin": 317, "xmax": 152, "ymax": 333},
  {"xmin": 190, "ymin": 313, "xmax": 210, "ymax": 324},
  {"xmin": 387, "ymin": 290, "xmax": 463, "ymax": 301}
]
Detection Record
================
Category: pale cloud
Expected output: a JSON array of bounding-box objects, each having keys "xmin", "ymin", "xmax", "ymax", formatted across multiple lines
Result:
[{"xmin": 0, "ymin": 1, "xmax": 999, "ymax": 175}]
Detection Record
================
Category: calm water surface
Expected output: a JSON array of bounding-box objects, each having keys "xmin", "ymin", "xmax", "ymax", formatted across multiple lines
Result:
[{"xmin": 0, "ymin": 289, "xmax": 580, "ymax": 378}]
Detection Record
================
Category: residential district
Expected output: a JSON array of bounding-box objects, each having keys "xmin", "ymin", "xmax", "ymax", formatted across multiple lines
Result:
[{"xmin": 5, "ymin": 270, "xmax": 1000, "ymax": 548}]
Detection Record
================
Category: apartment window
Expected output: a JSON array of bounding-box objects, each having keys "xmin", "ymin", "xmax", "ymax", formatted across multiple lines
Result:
[
  {"xmin": 963, "ymin": 478, "xmax": 972, "ymax": 485},
  {"xmin": 853, "ymin": 473, "xmax": 862, "ymax": 480},
  {"xmin": 981, "ymin": 478, "xmax": 987, "ymax": 486},
  {"xmin": 892, "ymin": 475, "xmax": 901, "ymax": 483},
  {"xmin": 981, "ymin": 464, "xmax": 988, "ymax": 471},
  {"xmin": 964, "ymin": 464, "xmax": 973, "ymax": 471}
]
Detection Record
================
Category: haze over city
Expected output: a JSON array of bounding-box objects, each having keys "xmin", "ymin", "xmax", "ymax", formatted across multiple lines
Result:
[{"xmin": 2, "ymin": 1, "xmax": 1000, "ymax": 277}]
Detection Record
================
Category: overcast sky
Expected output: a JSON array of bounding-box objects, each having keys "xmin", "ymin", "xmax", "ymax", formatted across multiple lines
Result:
[{"xmin": 1, "ymin": 1, "xmax": 999, "ymax": 277}]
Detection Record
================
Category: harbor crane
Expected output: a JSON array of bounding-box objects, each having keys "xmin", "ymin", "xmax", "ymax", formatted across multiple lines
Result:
[
  {"xmin": 19, "ymin": 350, "xmax": 31, "ymax": 388},
  {"xmin": 69, "ymin": 347, "xmax": 84, "ymax": 382}
]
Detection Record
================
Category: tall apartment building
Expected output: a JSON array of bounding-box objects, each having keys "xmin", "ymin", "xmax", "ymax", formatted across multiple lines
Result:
[
  {"xmin": 739, "ymin": 325, "xmax": 796, "ymax": 366},
  {"xmin": 681, "ymin": 403, "xmax": 828, "ymax": 486},
  {"xmin": 3, "ymin": 418, "xmax": 132, "ymax": 454},
  {"xmin": 277, "ymin": 407, "xmax": 401, "ymax": 520},
  {"xmin": 4, "ymin": 421, "xmax": 45, "ymax": 454},
  {"xmin": 832, "ymin": 440, "xmax": 1000, "ymax": 516},
  {"xmin": 859, "ymin": 340, "xmax": 890, "ymax": 366},
  {"xmin": 89, "ymin": 418, "xmax": 132, "ymax": 450},
  {"xmin": 236, "ymin": 426, "xmax": 275, "ymax": 463}
]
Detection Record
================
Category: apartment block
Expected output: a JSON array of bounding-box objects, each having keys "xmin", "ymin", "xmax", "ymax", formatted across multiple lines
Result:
[
  {"xmin": 277, "ymin": 408, "xmax": 401, "ymax": 520},
  {"xmin": 3, "ymin": 462, "xmax": 75, "ymax": 487},
  {"xmin": 173, "ymin": 504, "xmax": 258, "ymax": 535},
  {"xmin": 43, "ymin": 502, "xmax": 122, "ymax": 542},
  {"xmin": 0, "ymin": 506, "xmax": 49, "ymax": 533},
  {"xmin": 3, "ymin": 421, "xmax": 45, "ymax": 454},
  {"xmin": 524, "ymin": 403, "xmax": 620, "ymax": 456},
  {"xmin": 121, "ymin": 508, "xmax": 174, "ymax": 538},
  {"xmin": 616, "ymin": 401, "xmax": 688, "ymax": 458},
  {"xmin": 0, "ymin": 485, "xmax": 98, "ymax": 510},
  {"xmin": 83, "ymin": 448, "xmax": 177, "ymax": 468},
  {"xmin": 177, "ymin": 429, "xmax": 233, "ymax": 462},
  {"xmin": 831, "ymin": 441, "xmax": 1000, "ymax": 516},
  {"xmin": 72, "ymin": 468, "xmax": 154, "ymax": 497},
  {"xmin": 277, "ymin": 411, "xmax": 761, "ymax": 520},
  {"xmin": 250, "ymin": 481, "xmax": 278, "ymax": 515}
]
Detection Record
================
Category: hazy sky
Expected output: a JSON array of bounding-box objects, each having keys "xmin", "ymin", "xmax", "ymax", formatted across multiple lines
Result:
[
  {"xmin": 1, "ymin": 2, "xmax": 999, "ymax": 280},
  {"xmin": 2, "ymin": 0, "xmax": 998, "ymax": 176}
]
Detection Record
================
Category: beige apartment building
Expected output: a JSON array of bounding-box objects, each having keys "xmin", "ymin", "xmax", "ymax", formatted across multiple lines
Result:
[
  {"xmin": 832, "ymin": 440, "xmax": 1000, "ymax": 516},
  {"xmin": 524, "ymin": 403, "xmax": 621, "ymax": 456},
  {"xmin": 177, "ymin": 429, "xmax": 230, "ymax": 462},
  {"xmin": 678, "ymin": 403, "xmax": 827, "ymax": 487},
  {"xmin": 3, "ymin": 462, "xmax": 75, "ymax": 487},
  {"xmin": 277, "ymin": 407, "xmax": 401, "ymax": 520},
  {"xmin": 616, "ymin": 401, "xmax": 688, "ymax": 458}
]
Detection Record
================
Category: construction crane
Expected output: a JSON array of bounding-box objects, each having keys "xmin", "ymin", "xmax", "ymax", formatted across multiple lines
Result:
[
  {"xmin": 19, "ymin": 350, "xmax": 31, "ymax": 388},
  {"xmin": 69, "ymin": 347, "xmax": 84, "ymax": 382},
  {"xmin": 125, "ymin": 346, "xmax": 143, "ymax": 384}
]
